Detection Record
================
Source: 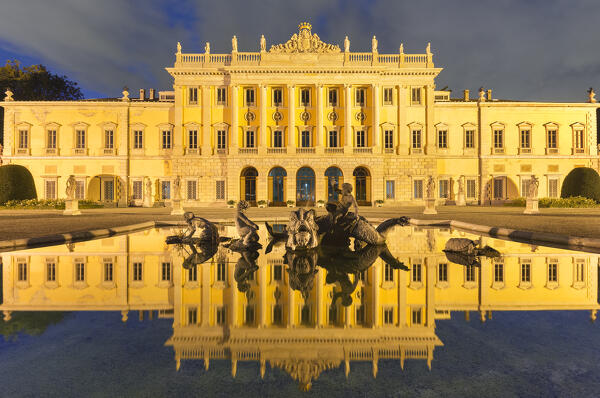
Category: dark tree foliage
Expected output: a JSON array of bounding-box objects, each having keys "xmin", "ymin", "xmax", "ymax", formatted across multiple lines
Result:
[
  {"xmin": 0, "ymin": 164, "xmax": 37, "ymax": 204},
  {"xmin": 0, "ymin": 60, "xmax": 83, "ymax": 101},
  {"xmin": 0, "ymin": 312, "xmax": 66, "ymax": 340},
  {"xmin": 561, "ymin": 167, "xmax": 600, "ymax": 202}
]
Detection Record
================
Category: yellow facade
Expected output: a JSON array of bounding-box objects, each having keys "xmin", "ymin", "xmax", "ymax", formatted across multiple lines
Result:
[
  {"xmin": 1, "ymin": 225, "xmax": 598, "ymax": 387},
  {"xmin": 1, "ymin": 23, "xmax": 599, "ymax": 206}
]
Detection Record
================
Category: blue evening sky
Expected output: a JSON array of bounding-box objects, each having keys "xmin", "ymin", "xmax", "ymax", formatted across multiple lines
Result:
[{"xmin": 0, "ymin": 0, "xmax": 598, "ymax": 102}]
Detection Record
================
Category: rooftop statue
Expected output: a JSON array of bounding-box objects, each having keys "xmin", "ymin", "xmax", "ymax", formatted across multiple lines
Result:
[
  {"xmin": 270, "ymin": 22, "xmax": 340, "ymax": 54},
  {"xmin": 260, "ymin": 34, "xmax": 266, "ymax": 52},
  {"xmin": 371, "ymin": 36, "xmax": 378, "ymax": 53},
  {"xmin": 344, "ymin": 36, "xmax": 350, "ymax": 52},
  {"xmin": 443, "ymin": 238, "xmax": 500, "ymax": 267},
  {"xmin": 232, "ymin": 35, "xmax": 238, "ymax": 52}
]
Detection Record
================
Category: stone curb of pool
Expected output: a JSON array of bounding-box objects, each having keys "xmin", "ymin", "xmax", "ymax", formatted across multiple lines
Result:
[{"xmin": 1, "ymin": 217, "xmax": 600, "ymax": 252}]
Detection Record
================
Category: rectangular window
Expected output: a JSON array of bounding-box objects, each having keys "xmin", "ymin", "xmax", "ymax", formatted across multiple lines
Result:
[
  {"xmin": 383, "ymin": 87, "xmax": 393, "ymax": 105},
  {"xmin": 521, "ymin": 179, "xmax": 531, "ymax": 198},
  {"xmin": 18, "ymin": 262, "xmax": 27, "ymax": 281},
  {"xmin": 273, "ymin": 130, "xmax": 283, "ymax": 147},
  {"xmin": 188, "ymin": 307, "xmax": 198, "ymax": 325},
  {"xmin": 437, "ymin": 130, "xmax": 448, "ymax": 148},
  {"xmin": 216, "ymin": 181, "xmax": 225, "ymax": 200},
  {"xmin": 105, "ymin": 130, "xmax": 114, "ymax": 149},
  {"xmin": 161, "ymin": 262, "xmax": 171, "ymax": 282},
  {"xmin": 216, "ymin": 306, "xmax": 226, "ymax": 325},
  {"xmin": 328, "ymin": 88, "xmax": 338, "ymax": 106},
  {"xmin": 412, "ymin": 129, "xmax": 422, "ymax": 148},
  {"xmin": 494, "ymin": 178, "xmax": 504, "ymax": 199},
  {"xmin": 413, "ymin": 180, "xmax": 423, "ymax": 199},
  {"xmin": 411, "ymin": 308, "xmax": 422, "ymax": 325},
  {"xmin": 217, "ymin": 262, "xmax": 226, "ymax": 282},
  {"xmin": 383, "ymin": 308, "xmax": 394, "ymax": 325},
  {"xmin": 104, "ymin": 261, "xmax": 113, "ymax": 282},
  {"xmin": 46, "ymin": 262, "xmax": 56, "ymax": 282},
  {"xmin": 188, "ymin": 130, "xmax": 198, "ymax": 149},
  {"xmin": 521, "ymin": 263, "xmax": 531, "ymax": 283},
  {"xmin": 134, "ymin": 130, "xmax": 143, "ymax": 149},
  {"xmin": 493, "ymin": 129, "xmax": 504, "ymax": 148},
  {"xmin": 76, "ymin": 130, "xmax": 86, "ymax": 149},
  {"xmin": 548, "ymin": 263, "xmax": 558, "ymax": 283},
  {"xmin": 384, "ymin": 130, "xmax": 394, "ymax": 149},
  {"xmin": 217, "ymin": 130, "xmax": 227, "ymax": 149},
  {"xmin": 162, "ymin": 130, "xmax": 172, "ymax": 149},
  {"xmin": 300, "ymin": 88, "xmax": 310, "ymax": 106},
  {"xmin": 575, "ymin": 262, "xmax": 585, "ymax": 283},
  {"xmin": 355, "ymin": 130, "xmax": 366, "ymax": 147},
  {"xmin": 245, "ymin": 305, "xmax": 255, "ymax": 325},
  {"xmin": 45, "ymin": 180, "xmax": 57, "ymax": 200},
  {"xmin": 356, "ymin": 305, "xmax": 365, "ymax": 325},
  {"xmin": 188, "ymin": 265, "xmax": 197, "ymax": 282},
  {"xmin": 301, "ymin": 130, "xmax": 311, "ymax": 147},
  {"xmin": 574, "ymin": 130, "xmax": 584, "ymax": 149},
  {"xmin": 187, "ymin": 180, "xmax": 197, "ymax": 200},
  {"xmin": 272, "ymin": 87, "xmax": 283, "ymax": 107},
  {"xmin": 75, "ymin": 181, "xmax": 85, "ymax": 200},
  {"xmin": 133, "ymin": 262, "xmax": 143, "ymax": 282},
  {"xmin": 355, "ymin": 88, "xmax": 365, "ymax": 106},
  {"xmin": 438, "ymin": 263, "xmax": 448, "ymax": 282},
  {"xmin": 216, "ymin": 87, "xmax": 227, "ymax": 105},
  {"xmin": 439, "ymin": 180, "xmax": 449, "ymax": 199},
  {"xmin": 384, "ymin": 263, "xmax": 394, "ymax": 282},
  {"xmin": 465, "ymin": 265, "xmax": 476, "ymax": 282},
  {"xmin": 411, "ymin": 87, "xmax": 422, "ymax": 105},
  {"xmin": 188, "ymin": 87, "xmax": 198, "ymax": 104},
  {"xmin": 132, "ymin": 181, "xmax": 143, "ymax": 200},
  {"xmin": 47, "ymin": 130, "xmax": 57, "ymax": 149},
  {"xmin": 466, "ymin": 179, "xmax": 476, "ymax": 199},
  {"xmin": 273, "ymin": 305, "xmax": 283, "ymax": 324},
  {"xmin": 18, "ymin": 130, "xmax": 28, "ymax": 148},
  {"xmin": 494, "ymin": 263, "xmax": 504, "ymax": 283},
  {"xmin": 161, "ymin": 181, "xmax": 171, "ymax": 200},
  {"xmin": 386, "ymin": 180, "xmax": 395, "ymax": 199},
  {"xmin": 245, "ymin": 88, "xmax": 255, "ymax": 106},
  {"xmin": 548, "ymin": 178, "xmax": 559, "ymax": 198},
  {"xmin": 520, "ymin": 129, "xmax": 531, "ymax": 148},
  {"xmin": 245, "ymin": 130, "xmax": 255, "ymax": 148},
  {"xmin": 465, "ymin": 129, "xmax": 475, "ymax": 148},
  {"xmin": 328, "ymin": 130, "xmax": 338, "ymax": 147},
  {"xmin": 273, "ymin": 264, "xmax": 282, "ymax": 281},
  {"xmin": 412, "ymin": 263, "xmax": 422, "ymax": 282},
  {"xmin": 547, "ymin": 129, "xmax": 557, "ymax": 149},
  {"xmin": 75, "ymin": 262, "xmax": 85, "ymax": 282}
]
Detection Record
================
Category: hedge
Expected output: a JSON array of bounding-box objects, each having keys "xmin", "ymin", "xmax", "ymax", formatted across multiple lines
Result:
[{"xmin": 0, "ymin": 165, "xmax": 37, "ymax": 204}]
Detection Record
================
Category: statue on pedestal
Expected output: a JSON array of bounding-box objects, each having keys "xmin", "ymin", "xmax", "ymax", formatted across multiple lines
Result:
[
  {"xmin": 528, "ymin": 174, "xmax": 539, "ymax": 199},
  {"xmin": 260, "ymin": 35, "xmax": 266, "ymax": 52},
  {"xmin": 426, "ymin": 176, "xmax": 436, "ymax": 199},
  {"xmin": 4, "ymin": 88, "xmax": 13, "ymax": 101},
  {"xmin": 145, "ymin": 178, "xmax": 152, "ymax": 200},
  {"xmin": 205, "ymin": 42, "xmax": 210, "ymax": 54},
  {"xmin": 371, "ymin": 36, "xmax": 378, "ymax": 53},
  {"xmin": 232, "ymin": 35, "xmax": 238, "ymax": 52},
  {"xmin": 65, "ymin": 175, "xmax": 76, "ymax": 200},
  {"xmin": 176, "ymin": 42, "xmax": 182, "ymax": 54},
  {"xmin": 588, "ymin": 87, "xmax": 596, "ymax": 103},
  {"xmin": 173, "ymin": 176, "xmax": 181, "ymax": 200},
  {"xmin": 478, "ymin": 87, "xmax": 486, "ymax": 102},
  {"xmin": 344, "ymin": 36, "xmax": 350, "ymax": 52}
]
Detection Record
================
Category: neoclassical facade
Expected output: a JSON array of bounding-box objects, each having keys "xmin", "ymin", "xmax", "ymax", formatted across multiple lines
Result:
[{"xmin": 1, "ymin": 22, "xmax": 599, "ymax": 207}]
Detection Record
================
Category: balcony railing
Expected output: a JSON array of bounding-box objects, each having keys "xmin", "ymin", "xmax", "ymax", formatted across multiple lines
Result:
[
  {"xmin": 16, "ymin": 148, "xmax": 30, "ymax": 155},
  {"xmin": 384, "ymin": 148, "xmax": 395, "ymax": 154},
  {"xmin": 410, "ymin": 147, "xmax": 423, "ymax": 155},
  {"xmin": 518, "ymin": 147, "xmax": 532, "ymax": 154},
  {"xmin": 353, "ymin": 147, "xmax": 373, "ymax": 154},
  {"xmin": 238, "ymin": 148, "xmax": 258, "ymax": 154},
  {"xmin": 573, "ymin": 148, "xmax": 586, "ymax": 154},
  {"xmin": 325, "ymin": 147, "xmax": 344, "ymax": 154},
  {"xmin": 492, "ymin": 148, "xmax": 505, "ymax": 154},
  {"xmin": 267, "ymin": 147, "xmax": 287, "ymax": 154},
  {"xmin": 45, "ymin": 148, "xmax": 58, "ymax": 155},
  {"xmin": 73, "ymin": 148, "xmax": 87, "ymax": 155},
  {"xmin": 185, "ymin": 148, "xmax": 201, "ymax": 155},
  {"xmin": 546, "ymin": 148, "xmax": 559, "ymax": 154},
  {"xmin": 296, "ymin": 147, "xmax": 315, "ymax": 154},
  {"xmin": 215, "ymin": 148, "xmax": 228, "ymax": 155},
  {"xmin": 103, "ymin": 148, "xmax": 115, "ymax": 155}
]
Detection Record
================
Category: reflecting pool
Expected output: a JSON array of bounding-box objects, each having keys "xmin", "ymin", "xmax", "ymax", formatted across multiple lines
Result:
[{"xmin": 1, "ymin": 224, "xmax": 599, "ymax": 397}]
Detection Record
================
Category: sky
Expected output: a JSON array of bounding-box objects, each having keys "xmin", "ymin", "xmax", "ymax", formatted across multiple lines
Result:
[{"xmin": 0, "ymin": 0, "xmax": 599, "ymax": 102}]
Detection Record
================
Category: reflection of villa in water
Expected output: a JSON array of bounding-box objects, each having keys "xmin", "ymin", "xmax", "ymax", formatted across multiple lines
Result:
[{"xmin": 1, "ymin": 226, "xmax": 598, "ymax": 388}]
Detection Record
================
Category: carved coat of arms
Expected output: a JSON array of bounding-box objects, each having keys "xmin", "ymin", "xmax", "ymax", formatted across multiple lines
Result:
[{"xmin": 270, "ymin": 23, "xmax": 340, "ymax": 54}]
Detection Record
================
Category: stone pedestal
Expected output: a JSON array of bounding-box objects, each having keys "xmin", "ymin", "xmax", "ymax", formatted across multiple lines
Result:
[
  {"xmin": 143, "ymin": 196, "xmax": 152, "ymax": 208},
  {"xmin": 456, "ymin": 192, "xmax": 466, "ymax": 206},
  {"xmin": 63, "ymin": 199, "xmax": 81, "ymax": 216},
  {"xmin": 523, "ymin": 198, "xmax": 539, "ymax": 214},
  {"xmin": 171, "ymin": 199, "xmax": 185, "ymax": 215},
  {"xmin": 423, "ymin": 198, "xmax": 437, "ymax": 215}
]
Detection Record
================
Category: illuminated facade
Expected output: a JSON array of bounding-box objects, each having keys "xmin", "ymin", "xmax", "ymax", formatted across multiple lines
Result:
[
  {"xmin": 1, "ymin": 226, "xmax": 598, "ymax": 388},
  {"xmin": 1, "ymin": 22, "xmax": 599, "ymax": 207}
]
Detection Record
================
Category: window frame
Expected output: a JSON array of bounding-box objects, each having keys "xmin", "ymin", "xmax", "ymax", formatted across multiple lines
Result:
[
  {"xmin": 300, "ymin": 87, "xmax": 311, "ymax": 107},
  {"xmin": 216, "ymin": 86, "xmax": 227, "ymax": 106},
  {"xmin": 272, "ymin": 87, "xmax": 283, "ymax": 107},
  {"xmin": 355, "ymin": 87, "xmax": 366, "ymax": 107},
  {"xmin": 244, "ymin": 87, "xmax": 256, "ymax": 107},
  {"xmin": 328, "ymin": 87, "xmax": 338, "ymax": 107},
  {"xmin": 383, "ymin": 87, "xmax": 393, "ymax": 106},
  {"xmin": 411, "ymin": 87, "xmax": 422, "ymax": 105}
]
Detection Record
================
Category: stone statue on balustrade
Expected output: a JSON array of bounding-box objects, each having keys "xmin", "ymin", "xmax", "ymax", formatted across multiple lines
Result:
[
  {"xmin": 260, "ymin": 35, "xmax": 266, "ymax": 52},
  {"xmin": 65, "ymin": 175, "xmax": 76, "ymax": 200},
  {"xmin": 371, "ymin": 36, "xmax": 378, "ymax": 53},
  {"xmin": 204, "ymin": 42, "xmax": 210, "ymax": 54},
  {"xmin": 344, "ymin": 36, "xmax": 350, "ymax": 52},
  {"xmin": 177, "ymin": 42, "xmax": 181, "ymax": 54},
  {"xmin": 232, "ymin": 35, "xmax": 238, "ymax": 52}
]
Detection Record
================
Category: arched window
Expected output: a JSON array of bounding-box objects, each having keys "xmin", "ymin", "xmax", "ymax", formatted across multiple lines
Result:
[
  {"xmin": 240, "ymin": 167, "xmax": 258, "ymax": 204},
  {"xmin": 325, "ymin": 167, "xmax": 344, "ymax": 202},
  {"xmin": 296, "ymin": 167, "xmax": 315, "ymax": 206},
  {"xmin": 353, "ymin": 167, "xmax": 371, "ymax": 205},
  {"xmin": 268, "ymin": 167, "xmax": 287, "ymax": 206}
]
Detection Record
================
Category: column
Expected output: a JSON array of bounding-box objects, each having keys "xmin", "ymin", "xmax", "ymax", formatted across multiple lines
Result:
[
  {"xmin": 287, "ymin": 286, "xmax": 295, "ymax": 327},
  {"xmin": 397, "ymin": 85, "xmax": 407, "ymax": 155},
  {"xmin": 316, "ymin": 268, "xmax": 324, "ymax": 327},
  {"xmin": 201, "ymin": 263, "xmax": 211, "ymax": 326},
  {"xmin": 372, "ymin": 262, "xmax": 380, "ymax": 327},
  {"xmin": 425, "ymin": 84, "xmax": 435, "ymax": 155},
  {"xmin": 287, "ymin": 85, "xmax": 295, "ymax": 152},
  {"xmin": 344, "ymin": 84, "xmax": 352, "ymax": 149},
  {"xmin": 174, "ymin": 85, "xmax": 183, "ymax": 156},
  {"xmin": 372, "ymin": 84, "xmax": 380, "ymax": 151},
  {"xmin": 425, "ymin": 257, "xmax": 435, "ymax": 327},
  {"xmin": 201, "ymin": 85, "xmax": 212, "ymax": 156},
  {"xmin": 260, "ymin": 84, "xmax": 267, "ymax": 153},
  {"xmin": 316, "ymin": 84, "xmax": 323, "ymax": 153},
  {"xmin": 231, "ymin": 85, "xmax": 238, "ymax": 154},
  {"xmin": 259, "ymin": 264, "xmax": 267, "ymax": 327}
]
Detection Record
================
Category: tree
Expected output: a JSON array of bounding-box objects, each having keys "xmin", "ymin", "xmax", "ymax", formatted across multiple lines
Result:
[
  {"xmin": 561, "ymin": 167, "xmax": 600, "ymax": 202},
  {"xmin": 0, "ymin": 164, "xmax": 37, "ymax": 203}
]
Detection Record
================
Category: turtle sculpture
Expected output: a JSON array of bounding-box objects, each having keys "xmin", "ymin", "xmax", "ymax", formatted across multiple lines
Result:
[{"xmin": 442, "ymin": 238, "xmax": 501, "ymax": 267}]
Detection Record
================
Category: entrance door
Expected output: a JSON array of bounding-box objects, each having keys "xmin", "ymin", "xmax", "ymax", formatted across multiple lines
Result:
[
  {"xmin": 493, "ymin": 178, "xmax": 504, "ymax": 200},
  {"xmin": 241, "ymin": 167, "xmax": 258, "ymax": 205},
  {"xmin": 353, "ymin": 167, "xmax": 371, "ymax": 205},
  {"xmin": 296, "ymin": 167, "xmax": 315, "ymax": 206},
  {"xmin": 103, "ymin": 180, "xmax": 114, "ymax": 202}
]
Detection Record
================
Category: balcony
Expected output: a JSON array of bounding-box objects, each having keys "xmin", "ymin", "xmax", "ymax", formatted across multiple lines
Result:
[
  {"xmin": 325, "ymin": 147, "xmax": 344, "ymax": 154},
  {"xmin": 492, "ymin": 148, "xmax": 505, "ymax": 155},
  {"xmin": 353, "ymin": 147, "xmax": 373, "ymax": 154},
  {"xmin": 296, "ymin": 147, "xmax": 315, "ymax": 154},
  {"xmin": 238, "ymin": 148, "xmax": 258, "ymax": 155},
  {"xmin": 546, "ymin": 148, "xmax": 559, "ymax": 155},
  {"xmin": 518, "ymin": 147, "xmax": 532, "ymax": 155},
  {"xmin": 410, "ymin": 147, "xmax": 423, "ymax": 155},
  {"xmin": 45, "ymin": 148, "xmax": 58, "ymax": 155},
  {"xmin": 216, "ymin": 148, "xmax": 228, "ymax": 155},
  {"xmin": 72, "ymin": 148, "xmax": 87, "ymax": 155},
  {"xmin": 185, "ymin": 148, "xmax": 201, "ymax": 155},
  {"xmin": 573, "ymin": 148, "xmax": 586, "ymax": 155},
  {"xmin": 384, "ymin": 148, "xmax": 395, "ymax": 154},
  {"xmin": 16, "ymin": 148, "xmax": 30, "ymax": 155},
  {"xmin": 103, "ymin": 148, "xmax": 115, "ymax": 155},
  {"xmin": 267, "ymin": 147, "xmax": 287, "ymax": 154}
]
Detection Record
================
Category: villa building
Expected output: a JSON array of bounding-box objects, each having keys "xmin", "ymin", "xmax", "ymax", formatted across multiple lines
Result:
[{"xmin": 1, "ymin": 22, "xmax": 599, "ymax": 207}]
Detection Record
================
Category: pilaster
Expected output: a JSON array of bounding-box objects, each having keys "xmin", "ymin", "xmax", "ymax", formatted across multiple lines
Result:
[
  {"xmin": 344, "ymin": 84, "xmax": 352, "ymax": 150},
  {"xmin": 425, "ymin": 84, "xmax": 435, "ymax": 155},
  {"xmin": 259, "ymin": 263, "xmax": 267, "ymax": 327},
  {"xmin": 372, "ymin": 84, "xmax": 380, "ymax": 152},
  {"xmin": 201, "ymin": 85, "xmax": 212, "ymax": 156},
  {"xmin": 201, "ymin": 263, "xmax": 210, "ymax": 325},
  {"xmin": 231, "ymin": 84, "xmax": 239, "ymax": 154},
  {"xmin": 259, "ymin": 84, "xmax": 267, "ymax": 154},
  {"xmin": 287, "ymin": 85, "xmax": 295, "ymax": 153},
  {"xmin": 174, "ymin": 85, "xmax": 183, "ymax": 156},
  {"xmin": 316, "ymin": 268, "xmax": 324, "ymax": 327},
  {"xmin": 316, "ymin": 84, "xmax": 324, "ymax": 154}
]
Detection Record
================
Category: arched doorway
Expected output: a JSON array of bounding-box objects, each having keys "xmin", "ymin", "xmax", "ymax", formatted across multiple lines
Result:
[
  {"xmin": 353, "ymin": 167, "xmax": 371, "ymax": 206},
  {"xmin": 268, "ymin": 167, "xmax": 287, "ymax": 206},
  {"xmin": 240, "ymin": 167, "xmax": 258, "ymax": 205},
  {"xmin": 296, "ymin": 167, "xmax": 315, "ymax": 207},
  {"xmin": 325, "ymin": 167, "xmax": 344, "ymax": 202}
]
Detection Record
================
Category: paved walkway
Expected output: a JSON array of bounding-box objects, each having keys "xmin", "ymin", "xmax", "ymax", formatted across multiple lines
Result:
[{"xmin": 1, "ymin": 205, "xmax": 600, "ymax": 241}]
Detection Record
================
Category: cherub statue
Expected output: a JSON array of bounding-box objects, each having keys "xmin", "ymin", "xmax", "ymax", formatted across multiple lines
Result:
[
  {"xmin": 232, "ymin": 35, "xmax": 238, "ymax": 52},
  {"xmin": 65, "ymin": 175, "xmax": 76, "ymax": 199},
  {"xmin": 344, "ymin": 36, "xmax": 350, "ymax": 52},
  {"xmin": 235, "ymin": 200, "xmax": 260, "ymax": 247}
]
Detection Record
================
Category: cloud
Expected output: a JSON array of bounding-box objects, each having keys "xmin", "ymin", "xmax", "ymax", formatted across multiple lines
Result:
[{"xmin": 0, "ymin": 0, "xmax": 598, "ymax": 101}]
